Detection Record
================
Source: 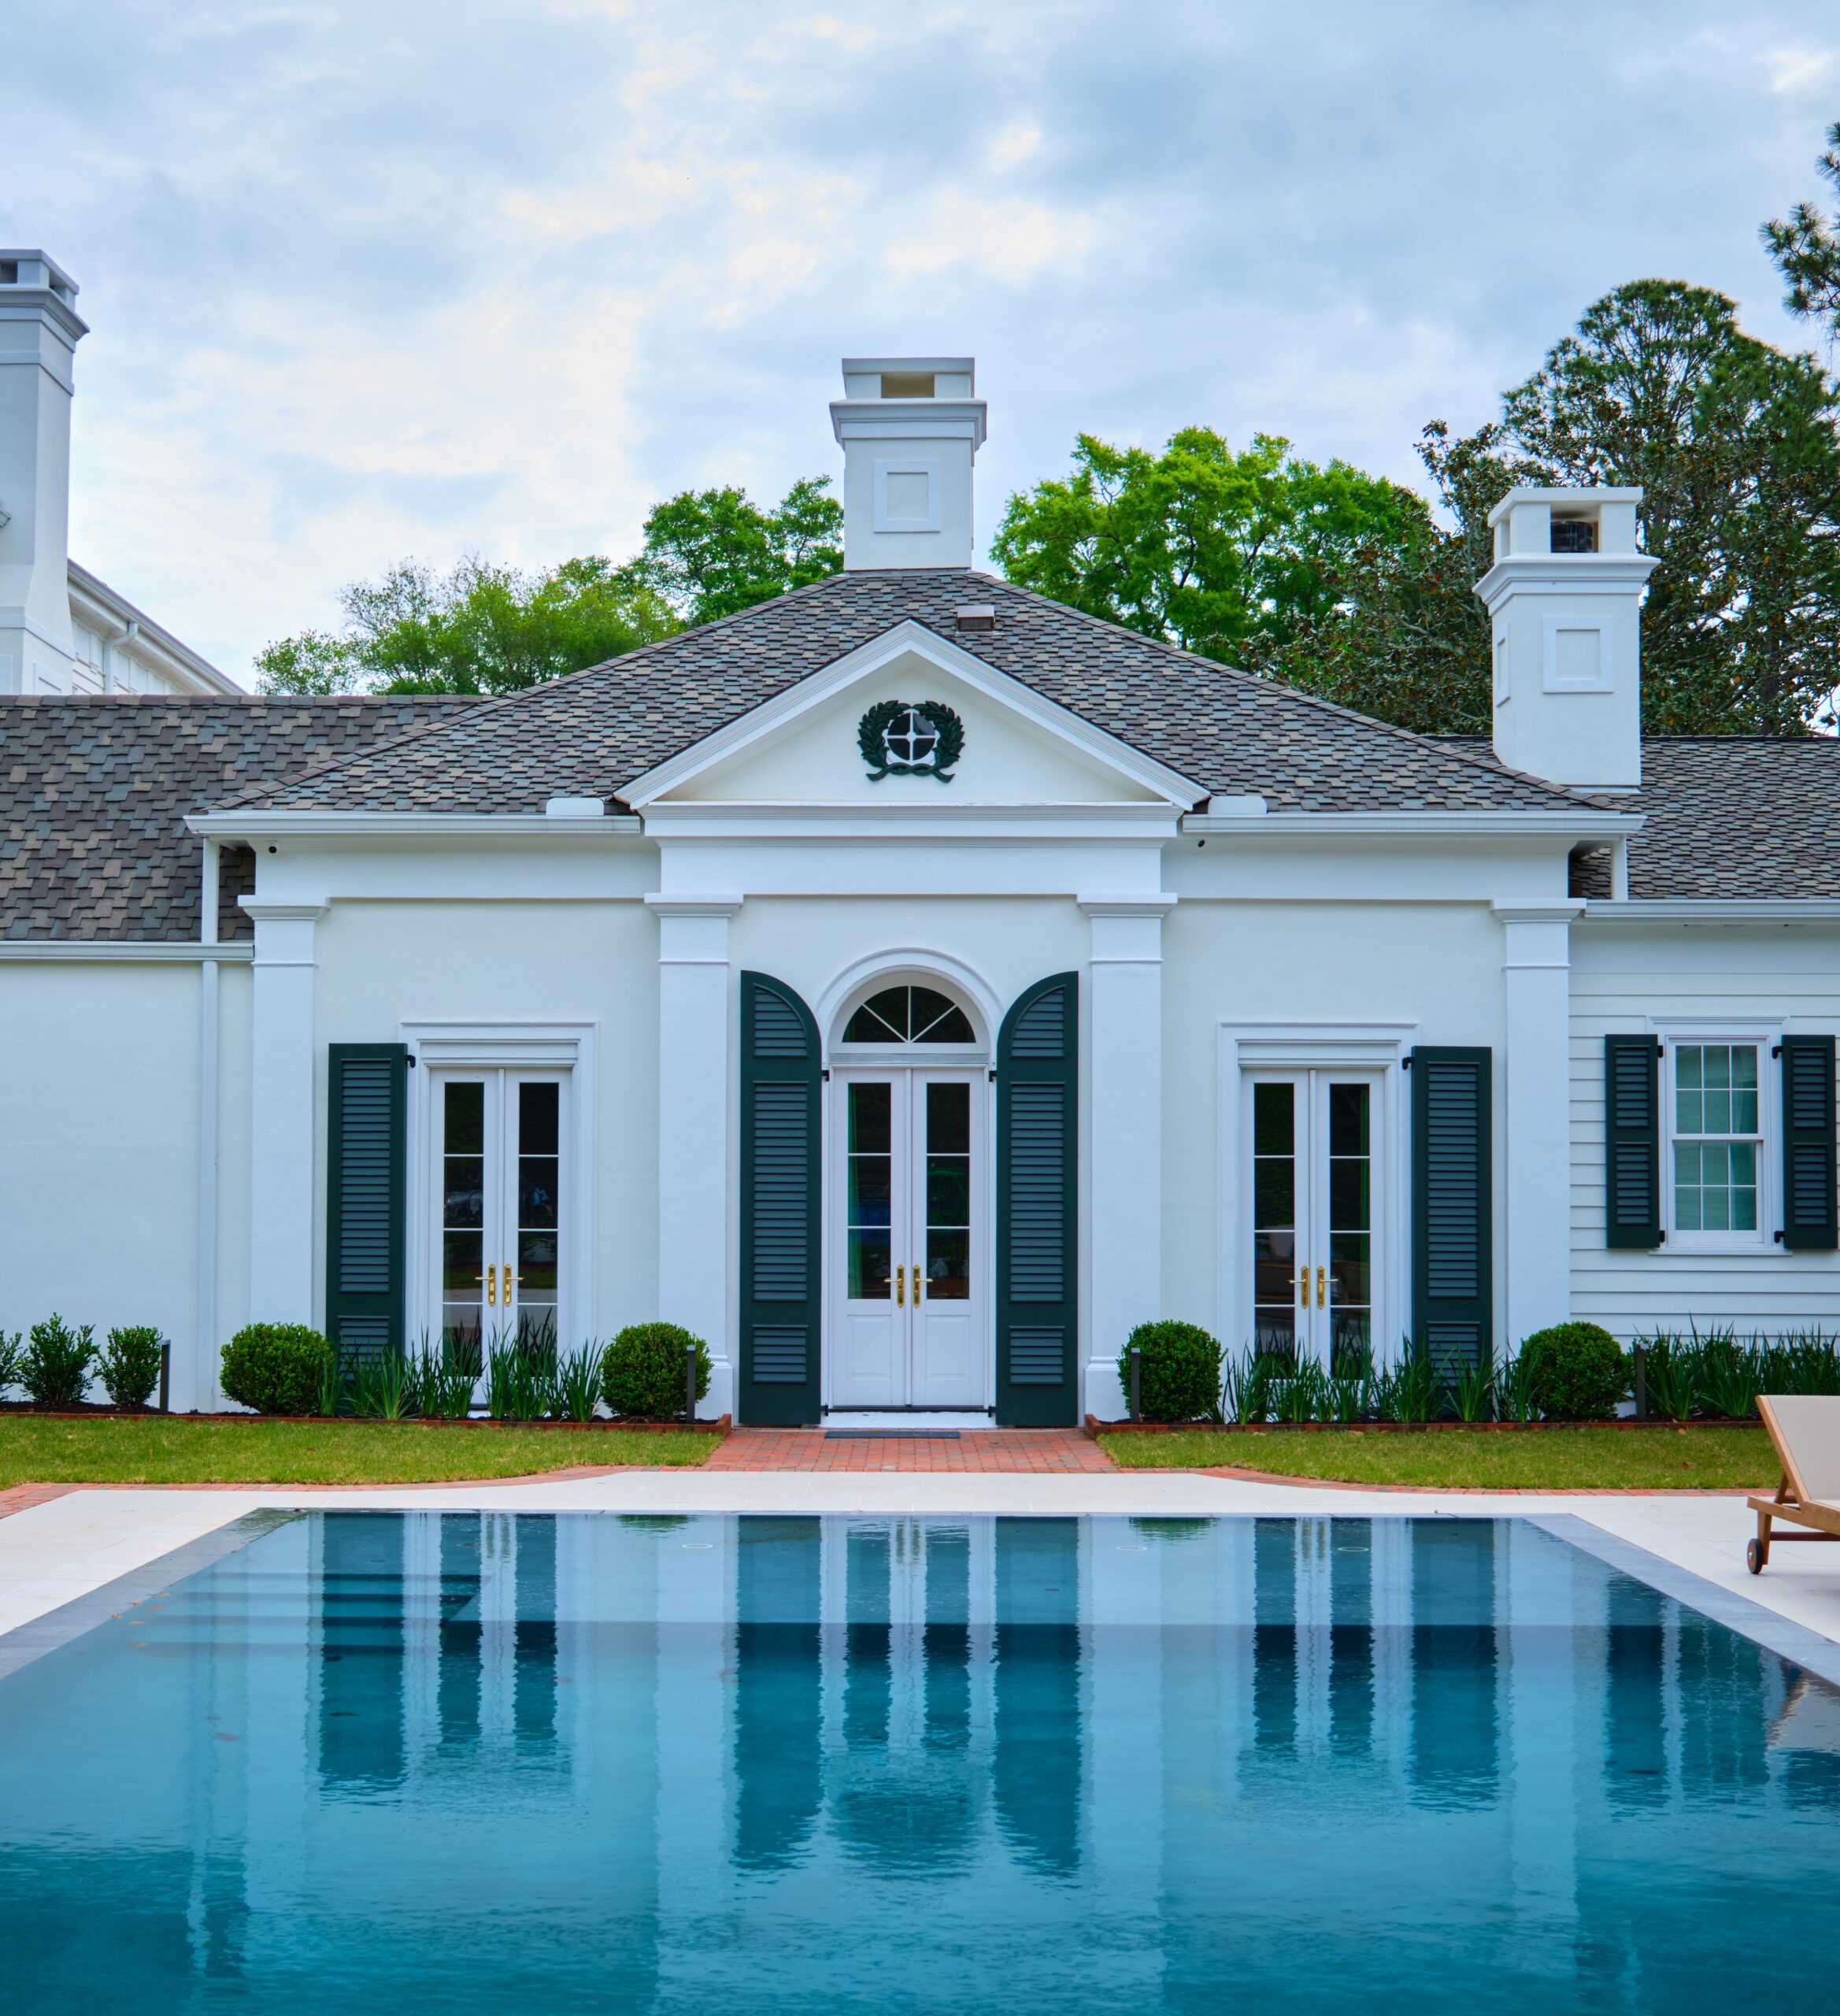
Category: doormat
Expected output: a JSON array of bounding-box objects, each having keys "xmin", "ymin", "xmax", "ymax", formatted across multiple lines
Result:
[{"xmin": 824, "ymin": 1429, "xmax": 963, "ymax": 1441}]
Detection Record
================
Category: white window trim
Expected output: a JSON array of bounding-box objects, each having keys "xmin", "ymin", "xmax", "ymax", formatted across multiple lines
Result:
[
  {"xmin": 1651, "ymin": 1018, "xmax": 1781, "ymax": 1254},
  {"xmin": 873, "ymin": 458, "xmax": 942, "ymax": 532},
  {"xmin": 399, "ymin": 1021, "xmax": 598, "ymax": 1347},
  {"xmin": 1217, "ymin": 1023, "xmax": 1416, "ymax": 1365}
]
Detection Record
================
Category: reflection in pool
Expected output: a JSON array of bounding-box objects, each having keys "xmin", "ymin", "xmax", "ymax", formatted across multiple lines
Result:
[{"xmin": 1, "ymin": 1513, "xmax": 1836, "ymax": 2013}]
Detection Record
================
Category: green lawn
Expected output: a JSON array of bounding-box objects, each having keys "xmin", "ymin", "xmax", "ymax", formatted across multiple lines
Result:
[
  {"xmin": 1099, "ymin": 1424, "xmax": 1773, "ymax": 1490},
  {"xmin": 0, "ymin": 1417, "xmax": 716, "ymax": 1487}
]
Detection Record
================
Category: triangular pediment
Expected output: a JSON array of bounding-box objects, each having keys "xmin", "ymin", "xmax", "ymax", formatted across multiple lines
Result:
[{"xmin": 623, "ymin": 621, "xmax": 1203, "ymax": 810}]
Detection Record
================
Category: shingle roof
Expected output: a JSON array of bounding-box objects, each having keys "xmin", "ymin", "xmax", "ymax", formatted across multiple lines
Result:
[
  {"xmin": 1545, "ymin": 736, "xmax": 1840, "ymax": 900},
  {"xmin": 0, "ymin": 695, "xmax": 479, "ymax": 941},
  {"xmin": 219, "ymin": 569, "xmax": 1594, "ymax": 816}
]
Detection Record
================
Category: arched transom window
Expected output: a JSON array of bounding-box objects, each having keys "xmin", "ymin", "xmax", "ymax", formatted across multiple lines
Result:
[{"xmin": 842, "ymin": 984, "xmax": 976, "ymax": 1045}]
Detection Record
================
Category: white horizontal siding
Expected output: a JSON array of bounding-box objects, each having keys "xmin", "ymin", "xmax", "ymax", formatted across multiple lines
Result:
[{"xmin": 1568, "ymin": 929, "xmax": 1840, "ymax": 1338}]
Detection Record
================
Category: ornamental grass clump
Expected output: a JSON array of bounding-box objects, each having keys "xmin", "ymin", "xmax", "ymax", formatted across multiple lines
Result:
[
  {"xmin": 221, "ymin": 1323, "xmax": 335, "ymax": 1416},
  {"xmin": 1517, "ymin": 1321, "xmax": 1627, "ymax": 1421},
  {"xmin": 602, "ymin": 1322, "xmax": 710, "ymax": 1421},
  {"xmin": 1118, "ymin": 1320, "xmax": 1224, "ymax": 1423},
  {"xmin": 96, "ymin": 1325, "xmax": 165, "ymax": 1409},
  {"xmin": 21, "ymin": 1314, "xmax": 95, "ymax": 1409}
]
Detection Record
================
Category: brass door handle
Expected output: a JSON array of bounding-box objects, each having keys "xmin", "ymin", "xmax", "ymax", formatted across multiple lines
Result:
[
  {"xmin": 487, "ymin": 1263, "xmax": 496, "ymax": 1306},
  {"xmin": 896, "ymin": 1266, "xmax": 905, "ymax": 1306},
  {"xmin": 504, "ymin": 1266, "xmax": 516, "ymax": 1300},
  {"xmin": 1317, "ymin": 1266, "xmax": 1327, "ymax": 1308},
  {"xmin": 913, "ymin": 1264, "xmax": 924, "ymax": 1305},
  {"xmin": 1297, "ymin": 1270, "xmax": 1308, "ymax": 1307}
]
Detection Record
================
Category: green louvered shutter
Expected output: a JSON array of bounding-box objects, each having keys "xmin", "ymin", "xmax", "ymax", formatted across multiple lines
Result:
[
  {"xmin": 997, "ymin": 973, "xmax": 1079, "ymax": 1427},
  {"xmin": 739, "ymin": 973, "xmax": 822, "ymax": 1425},
  {"xmin": 1410, "ymin": 1047, "xmax": 1493, "ymax": 1380},
  {"xmin": 1604, "ymin": 1033, "xmax": 1663, "ymax": 1249},
  {"xmin": 325, "ymin": 1043, "xmax": 408, "ymax": 1366},
  {"xmin": 1781, "ymin": 1034, "xmax": 1838, "ymax": 1251}
]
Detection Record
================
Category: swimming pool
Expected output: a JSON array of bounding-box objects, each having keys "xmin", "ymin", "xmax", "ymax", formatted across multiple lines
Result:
[{"xmin": 1, "ymin": 1512, "xmax": 1835, "ymax": 2013}]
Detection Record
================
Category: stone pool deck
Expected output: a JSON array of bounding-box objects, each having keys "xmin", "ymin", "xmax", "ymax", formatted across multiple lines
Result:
[{"xmin": 5, "ymin": 1457, "xmax": 1840, "ymax": 1679}]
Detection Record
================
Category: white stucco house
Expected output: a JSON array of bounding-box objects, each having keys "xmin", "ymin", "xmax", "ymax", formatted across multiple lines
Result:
[
  {"xmin": 1, "ymin": 251, "xmax": 239, "ymax": 697},
  {"xmin": 2, "ymin": 329, "xmax": 1835, "ymax": 1425}
]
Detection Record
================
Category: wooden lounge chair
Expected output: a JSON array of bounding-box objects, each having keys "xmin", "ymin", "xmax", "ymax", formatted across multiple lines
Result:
[{"xmin": 1747, "ymin": 1395, "xmax": 1840, "ymax": 1573}]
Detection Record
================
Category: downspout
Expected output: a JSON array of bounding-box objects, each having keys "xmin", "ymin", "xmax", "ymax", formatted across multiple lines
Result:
[{"xmin": 194, "ymin": 839, "xmax": 220, "ymax": 1410}]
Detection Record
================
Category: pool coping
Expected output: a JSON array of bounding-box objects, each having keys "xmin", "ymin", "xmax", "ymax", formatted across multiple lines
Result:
[
  {"xmin": 0, "ymin": 1509, "xmax": 299, "ymax": 1683},
  {"xmin": 1528, "ymin": 1513, "xmax": 1840, "ymax": 1690}
]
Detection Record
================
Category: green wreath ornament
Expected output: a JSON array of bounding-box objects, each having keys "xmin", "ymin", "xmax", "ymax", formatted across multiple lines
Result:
[{"xmin": 857, "ymin": 699, "xmax": 964, "ymax": 782}]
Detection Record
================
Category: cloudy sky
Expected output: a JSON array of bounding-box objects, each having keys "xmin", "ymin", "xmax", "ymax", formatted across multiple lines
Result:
[{"xmin": 9, "ymin": 1, "xmax": 1840, "ymax": 683}]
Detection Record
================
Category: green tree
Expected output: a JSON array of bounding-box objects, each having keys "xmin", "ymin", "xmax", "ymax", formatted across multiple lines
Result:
[
  {"xmin": 635, "ymin": 474, "xmax": 842, "ymax": 625},
  {"xmin": 255, "ymin": 555, "xmax": 677, "ymax": 696},
  {"xmin": 992, "ymin": 428, "xmax": 1425, "ymax": 662},
  {"xmin": 1495, "ymin": 280, "xmax": 1840, "ymax": 732},
  {"xmin": 1763, "ymin": 119, "xmax": 1840, "ymax": 340}
]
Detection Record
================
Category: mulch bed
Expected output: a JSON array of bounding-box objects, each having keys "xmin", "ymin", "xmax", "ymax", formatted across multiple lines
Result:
[
  {"xmin": 0, "ymin": 1406, "xmax": 728, "ymax": 1432},
  {"xmin": 1090, "ymin": 1415, "xmax": 1759, "ymax": 1436}
]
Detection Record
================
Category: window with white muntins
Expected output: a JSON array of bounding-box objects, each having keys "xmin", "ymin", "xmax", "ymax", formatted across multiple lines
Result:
[{"xmin": 1664, "ymin": 1038, "xmax": 1768, "ymax": 1247}]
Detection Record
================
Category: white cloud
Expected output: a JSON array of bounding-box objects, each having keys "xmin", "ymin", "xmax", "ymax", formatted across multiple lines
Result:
[{"xmin": 6, "ymin": 0, "xmax": 1838, "ymax": 680}]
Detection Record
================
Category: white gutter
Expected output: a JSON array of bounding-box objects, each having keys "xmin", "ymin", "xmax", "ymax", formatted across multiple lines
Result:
[
  {"xmin": 1579, "ymin": 899, "xmax": 1840, "ymax": 926},
  {"xmin": 1180, "ymin": 810, "xmax": 1642, "ymax": 839},
  {"xmin": 0, "ymin": 941, "xmax": 254, "ymax": 961},
  {"xmin": 187, "ymin": 812, "xmax": 646, "ymax": 840}
]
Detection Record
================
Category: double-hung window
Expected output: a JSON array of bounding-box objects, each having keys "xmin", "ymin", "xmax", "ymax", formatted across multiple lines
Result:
[{"xmin": 1666, "ymin": 1039, "xmax": 1767, "ymax": 1246}]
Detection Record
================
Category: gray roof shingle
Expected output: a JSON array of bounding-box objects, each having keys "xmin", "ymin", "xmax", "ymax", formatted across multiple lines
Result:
[
  {"xmin": 219, "ymin": 569, "xmax": 1594, "ymax": 816},
  {"xmin": 1545, "ymin": 736, "xmax": 1840, "ymax": 900},
  {"xmin": 0, "ymin": 695, "xmax": 479, "ymax": 941}
]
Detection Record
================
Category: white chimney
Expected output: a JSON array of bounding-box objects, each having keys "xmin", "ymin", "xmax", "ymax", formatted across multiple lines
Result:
[
  {"xmin": 830, "ymin": 356, "xmax": 987, "ymax": 571},
  {"xmin": 1475, "ymin": 486, "xmax": 1657, "ymax": 791},
  {"xmin": 0, "ymin": 251, "xmax": 87, "ymax": 695}
]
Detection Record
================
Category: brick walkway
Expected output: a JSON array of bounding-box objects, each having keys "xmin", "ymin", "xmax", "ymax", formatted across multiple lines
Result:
[
  {"xmin": 0, "ymin": 1482, "xmax": 80, "ymax": 1522},
  {"xmin": 705, "ymin": 1429, "xmax": 1113, "ymax": 1473}
]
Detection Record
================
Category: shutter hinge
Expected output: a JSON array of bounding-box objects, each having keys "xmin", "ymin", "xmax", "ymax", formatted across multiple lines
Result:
[
  {"xmin": 1775, "ymin": 1229, "xmax": 1786, "ymax": 1243},
  {"xmin": 1657, "ymin": 1229, "xmax": 1665, "ymax": 1243},
  {"xmin": 988, "ymin": 1067, "xmax": 998, "ymax": 1082},
  {"xmin": 406, "ymin": 1054, "xmax": 417, "ymax": 1068},
  {"xmin": 1401, "ymin": 1055, "xmax": 1412, "ymax": 1072},
  {"xmin": 821, "ymin": 1068, "xmax": 831, "ymax": 1083},
  {"xmin": 1772, "ymin": 1043, "xmax": 1783, "ymax": 1058}
]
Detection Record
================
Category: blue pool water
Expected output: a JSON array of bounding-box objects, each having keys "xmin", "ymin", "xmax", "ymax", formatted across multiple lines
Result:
[{"xmin": 2, "ymin": 1512, "xmax": 1837, "ymax": 2013}]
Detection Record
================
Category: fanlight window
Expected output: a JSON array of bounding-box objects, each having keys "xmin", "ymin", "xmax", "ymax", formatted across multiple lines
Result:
[{"xmin": 842, "ymin": 985, "xmax": 976, "ymax": 1045}]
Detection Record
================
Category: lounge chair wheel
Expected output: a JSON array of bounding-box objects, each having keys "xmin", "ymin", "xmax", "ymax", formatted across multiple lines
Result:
[{"xmin": 1747, "ymin": 1537, "xmax": 1765, "ymax": 1575}]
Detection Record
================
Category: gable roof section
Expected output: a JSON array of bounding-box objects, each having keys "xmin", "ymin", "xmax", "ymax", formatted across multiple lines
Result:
[
  {"xmin": 0, "ymin": 694, "xmax": 479, "ymax": 941},
  {"xmin": 1541, "ymin": 736, "xmax": 1840, "ymax": 900},
  {"xmin": 218, "ymin": 570, "xmax": 1594, "ymax": 816}
]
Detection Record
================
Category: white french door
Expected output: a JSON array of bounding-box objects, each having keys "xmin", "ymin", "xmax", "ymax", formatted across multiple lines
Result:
[
  {"xmin": 1248, "ymin": 1071, "xmax": 1381, "ymax": 1367},
  {"xmin": 431, "ymin": 1071, "xmax": 566, "ymax": 1356},
  {"xmin": 830, "ymin": 1069, "xmax": 984, "ymax": 1410}
]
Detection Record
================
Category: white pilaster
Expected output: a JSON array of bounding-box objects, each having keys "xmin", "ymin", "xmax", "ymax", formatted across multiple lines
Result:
[
  {"xmin": 241, "ymin": 900, "xmax": 326, "ymax": 1329},
  {"xmin": 1079, "ymin": 895, "xmax": 1175, "ymax": 1420},
  {"xmin": 1494, "ymin": 901, "xmax": 1582, "ymax": 1351},
  {"xmin": 647, "ymin": 895, "xmax": 742, "ymax": 1419}
]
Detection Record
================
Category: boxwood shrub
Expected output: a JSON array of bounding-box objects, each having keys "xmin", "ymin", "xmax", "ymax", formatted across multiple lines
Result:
[
  {"xmin": 221, "ymin": 1323, "xmax": 335, "ymax": 1416},
  {"xmin": 97, "ymin": 1325, "xmax": 165, "ymax": 1409},
  {"xmin": 602, "ymin": 1322, "xmax": 711, "ymax": 1421},
  {"xmin": 1117, "ymin": 1319, "xmax": 1224, "ymax": 1423},
  {"xmin": 1518, "ymin": 1321, "xmax": 1628, "ymax": 1421},
  {"xmin": 20, "ymin": 1314, "xmax": 95, "ymax": 1410}
]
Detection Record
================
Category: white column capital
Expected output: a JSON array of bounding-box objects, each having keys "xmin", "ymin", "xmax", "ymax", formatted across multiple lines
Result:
[
  {"xmin": 644, "ymin": 894, "xmax": 745, "ymax": 919},
  {"xmin": 239, "ymin": 899, "xmax": 330, "ymax": 923},
  {"xmin": 1076, "ymin": 894, "xmax": 1179, "ymax": 918},
  {"xmin": 1492, "ymin": 899, "xmax": 1582, "ymax": 971}
]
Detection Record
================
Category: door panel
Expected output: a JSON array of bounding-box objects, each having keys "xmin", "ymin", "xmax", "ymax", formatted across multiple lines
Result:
[
  {"xmin": 1248, "ymin": 1072, "xmax": 1381, "ymax": 1367},
  {"xmin": 829, "ymin": 1070, "xmax": 986, "ymax": 1410},
  {"xmin": 910, "ymin": 1077, "xmax": 981, "ymax": 1408},
  {"xmin": 430, "ymin": 1071, "xmax": 566, "ymax": 1365},
  {"xmin": 833, "ymin": 1077, "xmax": 904, "ymax": 1407}
]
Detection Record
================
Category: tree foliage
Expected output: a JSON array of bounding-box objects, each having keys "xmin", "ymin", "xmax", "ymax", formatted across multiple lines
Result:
[
  {"xmin": 1496, "ymin": 280, "xmax": 1840, "ymax": 732},
  {"xmin": 1000, "ymin": 284, "xmax": 1840, "ymax": 736},
  {"xmin": 636, "ymin": 474, "xmax": 842, "ymax": 626},
  {"xmin": 254, "ymin": 475, "xmax": 842, "ymax": 694},
  {"xmin": 255, "ymin": 554, "xmax": 677, "ymax": 696},
  {"xmin": 1764, "ymin": 118, "xmax": 1840, "ymax": 340},
  {"xmin": 991, "ymin": 428, "xmax": 1426, "ymax": 663}
]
